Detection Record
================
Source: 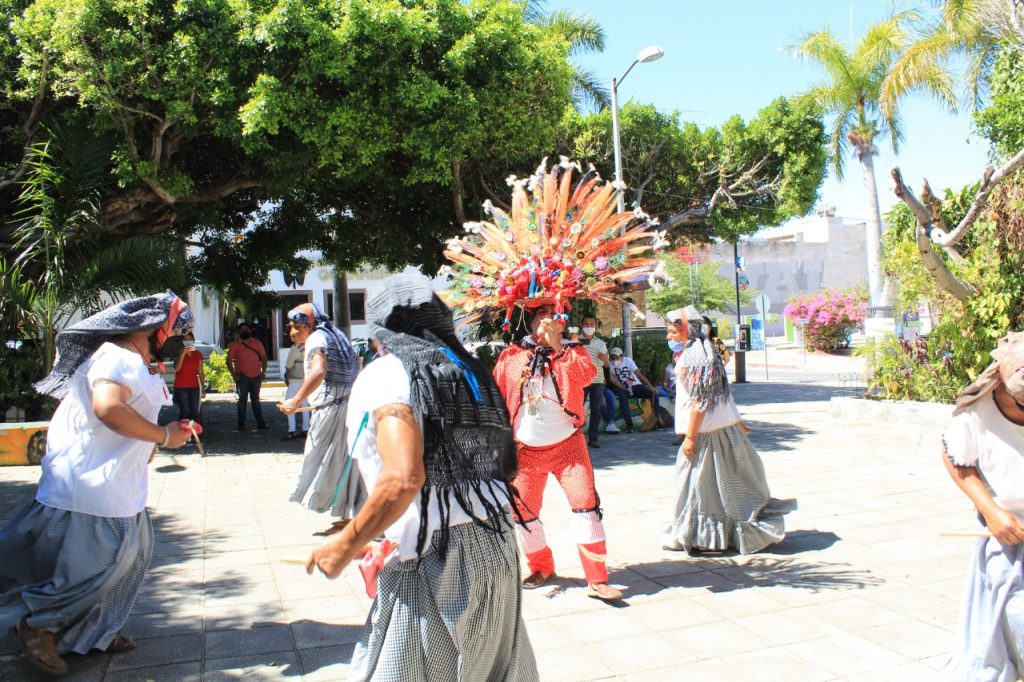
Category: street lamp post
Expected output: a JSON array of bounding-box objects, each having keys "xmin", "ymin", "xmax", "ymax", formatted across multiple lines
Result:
[{"xmin": 611, "ymin": 45, "xmax": 663, "ymax": 358}]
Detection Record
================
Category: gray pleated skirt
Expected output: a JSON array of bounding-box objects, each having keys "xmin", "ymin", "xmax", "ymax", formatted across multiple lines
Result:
[
  {"xmin": 945, "ymin": 536, "xmax": 1024, "ymax": 681},
  {"xmin": 350, "ymin": 516, "xmax": 539, "ymax": 682},
  {"xmin": 662, "ymin": 423, "xmax": 796, "ymax": 554},
  {"xmin": 289, "ymin": 400, "xmax": 365, "ymax": 516},
  {"xmin": 0, "ymin": 500, "xmax": 153, "ymax": 654}
]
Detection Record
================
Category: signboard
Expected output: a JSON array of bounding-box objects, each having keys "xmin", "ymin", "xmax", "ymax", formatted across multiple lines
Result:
[
  {"xmin": 754, "ymin": 293, "xmax": 771, "ymax": 316},
  {"xmin": 738, "ymin": 275, "xmax": 750, "ymax": 291},
  {"xmin": 750, "ymin": 317, "xmax": 765, "ymax": 351},
  {"xmin": 797, "ymin": 316, "xmax": 809, "ymax": 327}
]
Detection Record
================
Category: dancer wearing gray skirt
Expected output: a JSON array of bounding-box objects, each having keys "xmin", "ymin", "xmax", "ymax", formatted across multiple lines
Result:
[
  {"xmin": 306, "ymin": 273, "xmax": 537, "ymax": 681},
  {"xmin": 279, "ymin": 303, "xmax": 362, "ymax": 530},
  {"xmin": 0, "ymin": 293, "xmax": 194, "ymax": 675},
  {"xmin": 661, "ymin": 307, "xmax": 795, "ymax": 554},
  {"xmin": 942, "ymin": 332, "xmax": 1024, "ymax": 681}
]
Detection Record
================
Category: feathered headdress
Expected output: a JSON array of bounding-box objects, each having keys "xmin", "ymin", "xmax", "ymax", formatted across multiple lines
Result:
[{"xmin": 442, "ymin": 157, "xmax": 667, "ymax": 330}]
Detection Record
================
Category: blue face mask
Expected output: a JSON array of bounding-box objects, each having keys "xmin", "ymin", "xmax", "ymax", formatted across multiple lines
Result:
[{"xmin": 668, "ymin": 340, "xmax": 685, "ymax": 352}]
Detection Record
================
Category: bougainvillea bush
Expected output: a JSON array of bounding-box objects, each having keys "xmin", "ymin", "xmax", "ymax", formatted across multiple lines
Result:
[{"xmin": 784, "ymin": 288, "xmax": 867, "ymax": 352}]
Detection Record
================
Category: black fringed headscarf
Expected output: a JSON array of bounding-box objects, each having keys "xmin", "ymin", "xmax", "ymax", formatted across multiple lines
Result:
[
  {"xmin": 366, "ymin": 272, "xmax": 522, "ymax": 558},
  {"xmin": 35, "ymin": 292, "xmax": 194, "ymax": 399},
  {"xmin": 286, "ymin": 302, "xmax": 356, "ymax": 401},
  {"xmin": 676, "ymin": 305, "xmax": 730, "ymax": 412}
]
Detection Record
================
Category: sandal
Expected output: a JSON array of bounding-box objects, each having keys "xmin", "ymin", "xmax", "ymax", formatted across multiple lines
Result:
[
  {"xmin": 106, "ymin": 633, "xmax": 136, "ymax": 654},
  {"xmin": 15, "ymin": 618, "xmax": 67, "ymax": 676}
]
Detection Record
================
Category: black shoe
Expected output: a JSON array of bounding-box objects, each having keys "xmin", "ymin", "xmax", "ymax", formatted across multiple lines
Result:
[
  {"xmin": 256, "ymin": 423, "xmax": 269, "ymax": 431},
  {"xmin": 235, "ymin": 424, "xmax": 244, "ymax": 432},
  {"xmin": 588, "ymin": 440, "xmax": 601, "ymax": 449}
]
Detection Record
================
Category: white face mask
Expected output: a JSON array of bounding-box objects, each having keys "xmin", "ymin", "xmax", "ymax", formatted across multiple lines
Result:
[
  {"xmin": 582, "ymin": 326, "xmax": 596, "ymax": 336},
  {"xmin": 700, "ymin": 324, "xmax": 710, "ymax": 336}
]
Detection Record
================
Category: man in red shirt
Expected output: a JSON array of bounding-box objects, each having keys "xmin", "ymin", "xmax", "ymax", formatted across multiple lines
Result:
[{"xmin": 227, "ymin": 322, "xmax": 268, "ymax": 431}]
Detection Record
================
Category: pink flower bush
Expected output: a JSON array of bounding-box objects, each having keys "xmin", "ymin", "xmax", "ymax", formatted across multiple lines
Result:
[{"xmin": 784, "ymin": 288, "xmax": 867, "ymax": 352}]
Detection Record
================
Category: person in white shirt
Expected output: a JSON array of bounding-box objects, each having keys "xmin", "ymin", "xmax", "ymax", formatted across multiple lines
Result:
[
  {"xmin": 0, "ymin": 294, "xmax": 194, "ymax": 676},
  {"xmin": 279, "ymin": 303, "xmax": 359, "ymax": 535},
  {"xmin": 580, "ymin": 314, "xmax": 611, "ymax": 446},
  {"xmin": 609, "ymin": 347, "xmax": 662, "ymax": 432},
  {"xmin": 306, "ymin": 273, "xmax": 537, "ymax": 681},
  {"xmin": 662, "ymin": 306, "xmax": 794, "ymax": 556},
  {"xmin": 943, "ymin": 332, "xmax": 1024, "ymax": 681},
  {"xmin": 281, "ymin": 340, "xmax": 310, "ymax": 438}
]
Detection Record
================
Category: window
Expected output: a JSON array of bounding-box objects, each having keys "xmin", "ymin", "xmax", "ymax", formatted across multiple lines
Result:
[{"xmin": 322, "ymin": 290, "xmax": 365, "ymax": 323}]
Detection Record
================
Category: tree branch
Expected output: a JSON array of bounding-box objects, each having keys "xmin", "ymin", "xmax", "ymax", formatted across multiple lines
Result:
[
  {"xmin": 931, "ymin": 147, "xmax": 1024, "ymax": 247},
  {"xmin": 891, "ymin": 168, "xmax": 977, "ymax": 302},
  {"xmin": 451, "ymin": 160, "xmax": 466, "ymax": 225},
  {"xmin": 0, "ymin": 48, "xmax": 50, "ymax": 192}
]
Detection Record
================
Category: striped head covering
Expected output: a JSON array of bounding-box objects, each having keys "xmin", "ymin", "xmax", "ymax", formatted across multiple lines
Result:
[{"xmin": 35, "ymin": 292, "xmax": 193, "ymax": 399}]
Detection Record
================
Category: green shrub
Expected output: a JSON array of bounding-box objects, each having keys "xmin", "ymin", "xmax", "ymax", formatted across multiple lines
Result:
[{"xmin": 205, "ymin": 351, "xmax": 236, "ymax": 393}]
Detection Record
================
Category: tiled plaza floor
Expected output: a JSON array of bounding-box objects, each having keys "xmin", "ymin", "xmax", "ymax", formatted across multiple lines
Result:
[{"xmin": 0, "ymin": 370, "xmax": 968, "ymax": 681}]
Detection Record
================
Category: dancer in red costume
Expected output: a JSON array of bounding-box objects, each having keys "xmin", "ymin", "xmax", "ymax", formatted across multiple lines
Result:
[
  {"xmin": 442, "ymin": 158, "xmax": 666, "ymax": 601},
  {"xmin": 493, "ymin": 304, "xmax": 622, "ymax": 601}
]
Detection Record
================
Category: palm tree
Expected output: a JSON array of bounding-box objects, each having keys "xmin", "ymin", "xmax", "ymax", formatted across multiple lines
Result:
[
  {"xmin": 524, "ymin": 1, "xmax": 609, "ymax": 111},
  {"xmin": 882, "ymin": 0, "xmax": 1002, "ymax": 111},
  {"xmin": 791, "ymin": 12, "xmax": 955, "ymax": 309}
]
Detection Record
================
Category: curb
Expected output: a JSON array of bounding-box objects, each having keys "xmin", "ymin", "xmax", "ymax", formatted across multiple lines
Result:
[{"xmin": 830, "ymin": 396, "xmax": 952, "ymax": 426}]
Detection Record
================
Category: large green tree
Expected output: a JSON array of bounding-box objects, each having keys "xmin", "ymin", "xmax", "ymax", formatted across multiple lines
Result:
[
  {"xmin": 0, "ymin": 0, "xmax": 576, "ymax": 283},
  {"xmin": 791, "ymin": 12, "xmax": 954, "ymax": 309},
  {"xmin": 562, "ymin": 97, "xmax": 827, "ymax": 244}
]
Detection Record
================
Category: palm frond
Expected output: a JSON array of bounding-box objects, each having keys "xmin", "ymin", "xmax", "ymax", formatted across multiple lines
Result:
[
  {"xmin": 571, "ymin": 67, "xmax": 610, "ymax": 112},
  {"xmin": 538, "ymin": 9, "xmax": 606, "ymax": 56},
  {"xmin": 789, "ymin": 29, "xmax": 857, "ymax": 88}
]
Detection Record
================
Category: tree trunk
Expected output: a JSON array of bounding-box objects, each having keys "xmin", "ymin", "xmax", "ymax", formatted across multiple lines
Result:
[
  {"xmin": 333, "ymin": 271, "xmax": 352, "ymax": 339},
  {"xmin": 858, "ymin": 146, "xmax": 888, "ymax": 309}
]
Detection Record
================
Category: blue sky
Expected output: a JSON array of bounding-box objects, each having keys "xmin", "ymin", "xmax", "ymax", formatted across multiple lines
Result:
[{"xmin": 548, "ymin": 0, "xmax": 993, "ymax": 226}]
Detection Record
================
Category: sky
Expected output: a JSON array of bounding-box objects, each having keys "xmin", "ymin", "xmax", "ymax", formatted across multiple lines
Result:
[{"xmin": 548, "ymin": 0, "xmax": 993, "ymax": 226}]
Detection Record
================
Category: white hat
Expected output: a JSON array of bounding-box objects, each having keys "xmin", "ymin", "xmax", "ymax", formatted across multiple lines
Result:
[{"xmin": 609, "ymin": 347, "xmax": 623, "ymax": 356}]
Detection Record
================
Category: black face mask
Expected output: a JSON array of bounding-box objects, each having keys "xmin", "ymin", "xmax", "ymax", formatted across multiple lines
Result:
[{"xmin": 239, "ymin": 331, "xmax": 252, "ymax": 340}]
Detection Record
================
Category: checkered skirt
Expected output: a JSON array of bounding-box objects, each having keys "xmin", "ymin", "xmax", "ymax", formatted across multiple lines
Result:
[
  {"xmin": 0, "ymin": 500, "xmax": 153, "ymax": 654},
  {"xmin": 350, "ymin": 514, "xmax": 538, "ymax": 681},
  {"xmin": 662, "ymin": 423, "xmax": 795, "ymax": 554}
]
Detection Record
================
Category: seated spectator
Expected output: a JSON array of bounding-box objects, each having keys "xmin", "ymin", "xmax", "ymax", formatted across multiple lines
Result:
[{"xmin": 609, "ymin": 347, "xmax": 662, "ymax": 432}]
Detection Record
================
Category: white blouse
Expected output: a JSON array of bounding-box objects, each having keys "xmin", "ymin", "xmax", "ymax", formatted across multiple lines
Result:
[
  {"xmin": 673, "ymin": 355, "xmax": 742, "ymax": 435},
  {"xmin": 36, "ymin": 343, "xmax": 171, "ymax": 517},
  {"xmin": 944, "ymin": 393, "xmax": 1024, "ymax": 519}
]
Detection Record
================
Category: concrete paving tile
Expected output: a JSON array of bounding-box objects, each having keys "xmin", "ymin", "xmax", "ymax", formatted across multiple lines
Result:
[
  {"xmin": 281, "ymin": 595, "xmax": 366, "ymax": 622},
  {"xmin": 103, "ymin": 661, "xmax": 201, "ymax": 682},
  {"xmin": 583, "ymin": 632, "xmax": 696, "ymax": 674},
  {"xmin": 202, "ymin": 652, "xmax": 301, "ymax": 680},
  {"xmin": 662, "ymin": 619, "xmax": 776, "ymax": 659},
  {"xmin": 106, "ymin": 634, "xmax": 202, "ymax": 672},
  {"xmin": 543, "ymin": 608, "xmax": 651, "ymax": 644},
  {"xmin": 793, "ymin": 596, "xmax": 908, "ymax": 632},
  {"xmin": 289, "ymin": 619, "xmax": 364, "ymax": 650},
  {"xmin": 623, "ymin": 596, "xmax": 723, "ymax": 631},
  {"xmin": 785, "ymin": 633, "xmax": 911, "ymax": 676},
  {"xmin": 297, "ymin": 644, "xmax": 355, "ymax": 682},
  {"xmin": 701, "ymin": 646, "xmax": 834, "ymax": 682},
  {"xmin": 619, "ymin": 660, "xmax": 729, "ymax": 681},
  {"xmin": 203, "ymin": 601, "xmax": 287, "ymax": 631},
  {"xmin": 203, "ymin": 548, "xmax": 269, "ymax": 568},
  {"xmin": 122, "ymin": 611, "xmax": 202, "ymax": 640},
  {"xmin": 735, "ymin": 609, "xmax": 843, "ymax": 645},
  {"xmin": 840, "ymin": 660, "xmax": 945, "ymax": 682},
  {"xmin": 204, "ymin": 623, "xmax": 294, "ymax": 659},
  {"xmin": 856, "ymin": 619, "xmax": 956, "ymax": 659},
  {"xmin": 534, "ymin": 647, "xmax": 615, "ymax": 682},
  {"xmin": 687, "ymin": 586, "xmax": 787, "ymax": 618}
]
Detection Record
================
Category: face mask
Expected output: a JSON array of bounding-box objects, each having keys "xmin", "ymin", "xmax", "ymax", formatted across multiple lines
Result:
[
  {"xmin": 668, "ymin": 340, "xmax": 685, "ymax": 352},
  {"xmin": 184, "ymin": 340, "xmax": 195, "ymax": 348},
  {"xmin": 239, "ymin": 331, "xmax": 252, "ymax": 340},
  {"xmin": 582, "ymin": 326, "xmax": 596, "ymax": 336},
  {"xmin": 700, "ymin": 324, "xmax": 710, "ymax": 336}
]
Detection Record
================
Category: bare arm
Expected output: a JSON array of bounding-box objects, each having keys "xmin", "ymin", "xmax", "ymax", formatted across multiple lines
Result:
[
  {"xmin": 682, "ymin": 408, "xmax": 706, "ymax": 459},
  {"xmin": 279, "ymin": 352, "xmax": 326, "ymax": 414},
  {"xmin": 634, "ymin": 368, "xmax": 655, "ymax": 389},
  {"xmin": 943, "ymin": 450, "xmax": 1024, "ymax": 545},
  {"xmin": 308, "ymin": 403, "xmax": 425, "ymax": 578},
  {"xmin": 93, "ymin": 381, "xmax": 190, "ymax": 448}
]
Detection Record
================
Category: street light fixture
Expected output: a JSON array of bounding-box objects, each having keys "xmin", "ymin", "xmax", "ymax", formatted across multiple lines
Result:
[{"xmin": 611, "ymin": 45, "xmax": 664, "ymax": 358}]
